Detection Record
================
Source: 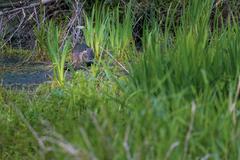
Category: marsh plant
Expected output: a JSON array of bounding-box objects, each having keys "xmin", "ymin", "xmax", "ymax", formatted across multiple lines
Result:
[
  {"xmin": 34, "ymin": 22, "xmax": 49, "ymax": 60},
  {"xmin": 108, "ymin": 2, "xmax": 134, "ymax": 58},
  {"xmin": 84, "ymin": 2, "xmax": 134, "ymax": 60},
  {"xmin": 45, "ymin": 22, "xmax": 71, "ymax": 86},
  {"xmin": 84, "ymin": 4, "xmax": 109, "ymax": 60}
]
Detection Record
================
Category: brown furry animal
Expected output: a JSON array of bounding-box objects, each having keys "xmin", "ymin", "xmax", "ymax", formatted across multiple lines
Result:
[{"xmin": 72, "ymin": 42, "xmax": 94, "ymax": 70}]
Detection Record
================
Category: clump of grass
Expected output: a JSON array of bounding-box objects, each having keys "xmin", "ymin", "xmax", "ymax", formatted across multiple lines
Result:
[
  {"xmin": 45, "ymin": 21, "xmax": 71, "ymax": 86},
  {"xmin": 84, "ymin": 2, "xmax": 135, "ymax": 61},
  {"xmin": 0, "ymin": 87, "xmax": 5, "ymax": 103},
  {"xmin": 33, "ymin": 22, "xmax": 49, "ymax": 61},
  {"xmin": 0, "ymin": 44, "xmax": 32, "ymax": 60},
  {"xmin": 107, "ymin": 2, "xmax": 134, "ymax": 59},
  {"xmin": 84, "ymin": 3, "xmax": 109, "ymax": 60}
]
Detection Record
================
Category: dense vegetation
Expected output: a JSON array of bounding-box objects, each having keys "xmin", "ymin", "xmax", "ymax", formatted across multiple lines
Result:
[{"xmin": 1, "ymin": 0, "xmax": 240, "ymax": 159}]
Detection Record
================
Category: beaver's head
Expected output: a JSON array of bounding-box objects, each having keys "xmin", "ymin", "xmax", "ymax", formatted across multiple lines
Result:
[{"xmin": 82, "ymin": 48, "xmax": 94, "ymax": 66}]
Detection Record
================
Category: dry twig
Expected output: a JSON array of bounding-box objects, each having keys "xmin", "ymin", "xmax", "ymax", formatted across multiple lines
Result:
[
  {"xmin": 164, "ymin": 141, "xmax": 180, "ymax": 160},
  {"xmin": 0, "ymin": 9, "xmax": 26, "ymax": 49},
  {"xmin": 229, "ymin": 76, "xmax": 240, "ymax": 126},
  {"xmin": 0, "ymin": 0, "xmax": 55, "ymax": 16},
  {"xmin": 183, "ymin": 101, "xmax": 197, "ymax": 159},
  {"xmin": 123, "ymin": 125, "xmax": 132, "ymax": 160},
  {"xmin": 12, "ymin": 105, "xmax": 50, "ymax": 158},
  {"xmin": 100, "ymin": 46, "xmax": 130, "ymax": 74}
]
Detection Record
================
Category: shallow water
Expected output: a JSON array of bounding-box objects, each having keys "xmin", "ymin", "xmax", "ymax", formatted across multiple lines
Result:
[{"xmin": 0, "ymin": 57, "xmax": 53, "ymax": 89}]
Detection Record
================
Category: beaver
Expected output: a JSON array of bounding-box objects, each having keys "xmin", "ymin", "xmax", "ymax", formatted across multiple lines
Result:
[{"xmin": 72, "ymin": 42, "xmax": 94, "ymax": 70}]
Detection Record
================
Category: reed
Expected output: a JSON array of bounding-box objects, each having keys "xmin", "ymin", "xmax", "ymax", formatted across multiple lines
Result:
[{"xmin": 45, "ymin": 21, "xmax": 71, "ymax": 86}]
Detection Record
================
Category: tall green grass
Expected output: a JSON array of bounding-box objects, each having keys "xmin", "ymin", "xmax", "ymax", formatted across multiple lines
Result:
[
  {"xmin": 128, "ymin": 0, "xmax": 240, "ymax": 97},
  {"xmin": 1, "ymin": 0, "xmax": 240, "ymax": 159},
  {"xmin": 107, "ymin": 2, "xmax": 134, "ymax": 58},
  {"xmin": 45, "ymin": 22, "xmax": 71, "ymax": 86},
  {"xmin": 34, "ymin": 22, "xmax": 48, "ymax": 60},
  {"xmin": 84, "ymin": 2, "xmax": 134, "ymax": 60},
  {"xmin": 84, "ymin": 4, "xmax": 109, "ymax": 60}
]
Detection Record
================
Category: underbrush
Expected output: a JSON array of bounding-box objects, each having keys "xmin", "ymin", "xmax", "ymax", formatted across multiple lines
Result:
[
  {"xmin": 0, "ymin": 43, "xmax": 32, "ymax": 60},
  {"xmin": 1, "ymin": 0, "xmax": 240, "ymax": 159}
]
